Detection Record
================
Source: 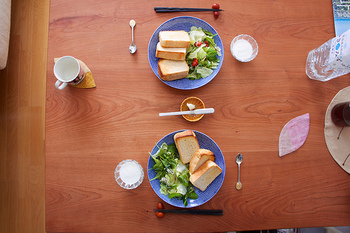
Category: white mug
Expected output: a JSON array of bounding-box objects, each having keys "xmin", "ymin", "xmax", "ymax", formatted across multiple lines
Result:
[{"xmin": 54, "ymin": 56, "xmax": 85, "ymax": 90}]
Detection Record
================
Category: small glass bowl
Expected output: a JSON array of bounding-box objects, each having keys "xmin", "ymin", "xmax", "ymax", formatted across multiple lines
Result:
[
  {"xmin": 114, "ymin": 159, "xmax": 144, "ymax": 189},
  {"xmin": 180, "ymin": 97, "xmax": 205, "ymax": 122},
  {"xmin": 230, "ymin": 34, "xmax": 258, "ymax": 62}
]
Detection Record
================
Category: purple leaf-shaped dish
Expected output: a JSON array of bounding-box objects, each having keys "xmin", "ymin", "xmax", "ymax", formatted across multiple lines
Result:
[{"xmin": 279, "ymin": 113, "xmax": 310, "ymax": 157}]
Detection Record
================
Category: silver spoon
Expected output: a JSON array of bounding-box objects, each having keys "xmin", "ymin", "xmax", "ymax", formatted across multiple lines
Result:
[
  {"xmin": 236, "ymin": 153, "xmax": 243, "ymax": 190},
  {"xmin": 129, "ymin": 20, "xmax": 137, "ymax": 54}
]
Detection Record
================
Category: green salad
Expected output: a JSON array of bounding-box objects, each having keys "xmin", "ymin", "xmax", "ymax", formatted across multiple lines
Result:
[
  {"xmin": 150, "ymin": 142, "xmax": 198, "ymax": 207},
  {"xmin": 185, "ymin": 26, "xmax": 221, "ymax": 80}
]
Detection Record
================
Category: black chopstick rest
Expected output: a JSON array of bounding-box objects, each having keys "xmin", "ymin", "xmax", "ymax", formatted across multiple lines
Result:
[
  {"xmin": 154, "ymin": 7, "xmax": 223, "ymax": 13},
  {"xmin": 153, "ymin": 209, "xmax": 223, "ymax": 215}
]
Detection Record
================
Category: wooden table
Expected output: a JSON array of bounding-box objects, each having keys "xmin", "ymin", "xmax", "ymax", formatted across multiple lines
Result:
[{"xmin": 45, "ymin": 0, "xmax": 350, "ymax": 232}]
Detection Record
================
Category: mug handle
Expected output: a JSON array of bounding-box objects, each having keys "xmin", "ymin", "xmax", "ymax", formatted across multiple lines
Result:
[{"xmin": 55, "ymin": 80, "xmax": 68, "ymax": 90}]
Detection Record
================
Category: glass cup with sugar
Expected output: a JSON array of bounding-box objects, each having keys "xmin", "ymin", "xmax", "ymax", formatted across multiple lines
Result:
[
  {"xmin": 230, "ymin": 34, "xmax": 258, "ymax": 62},
  {"xmin": 114, "ymin": 159, "xmax": 144, "ymax": 189}
]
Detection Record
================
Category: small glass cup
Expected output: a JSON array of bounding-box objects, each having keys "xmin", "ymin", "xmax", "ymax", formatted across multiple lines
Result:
[
  {"xmin": 230, "ymin": 34, "xmax": 258, "ymax": 62},
  {"xmin": 114, "ymin": 159, "xmax": 144, "ymax": 189}
]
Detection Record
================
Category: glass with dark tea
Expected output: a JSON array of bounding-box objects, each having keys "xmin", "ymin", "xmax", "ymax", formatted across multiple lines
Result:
[{"xmin": 331, "ymin": 102, "xmax": 350, "ymax": 127}]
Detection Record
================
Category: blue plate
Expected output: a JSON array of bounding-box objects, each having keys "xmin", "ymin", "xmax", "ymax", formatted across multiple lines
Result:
[
  {"xmin": 147, "ymin": 130, "xmax": 225, "ymax": 208},
  {"xmin": 148, "ymin": 16, "xmax": 224, "ymax": 90}
]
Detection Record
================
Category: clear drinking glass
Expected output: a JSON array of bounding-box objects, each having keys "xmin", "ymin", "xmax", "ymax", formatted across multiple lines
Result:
[
  {"xmin": 230, "ymin": 34, "xmax": 258, "ymax": 62},
  {"xmin": 114, "ymin": 159, "xmax": 144, "ymax": 189}
]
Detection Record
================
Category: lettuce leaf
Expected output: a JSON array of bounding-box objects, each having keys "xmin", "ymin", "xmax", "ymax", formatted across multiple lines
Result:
[{"xmin": 197, "ymin": 67, "xmax": 213, "ymax": 78}]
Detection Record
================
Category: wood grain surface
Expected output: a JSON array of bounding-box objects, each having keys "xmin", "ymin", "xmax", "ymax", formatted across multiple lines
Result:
[
  {"xmin": 0, "ymin": 0, "xmax": 49, "ymax": 232},
  {"xmin": 46, "ymin": 0, "xmax": 350, "ymax": 232}
]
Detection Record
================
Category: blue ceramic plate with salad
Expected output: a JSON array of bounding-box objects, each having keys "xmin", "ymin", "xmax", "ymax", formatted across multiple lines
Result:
[
  {"xmin": 148, "ymin": 16, "xmax": 224, "ymax": 90},
  {"xmin": 147, "ymin": 130, "xmax": 225, "ymax": 208}
]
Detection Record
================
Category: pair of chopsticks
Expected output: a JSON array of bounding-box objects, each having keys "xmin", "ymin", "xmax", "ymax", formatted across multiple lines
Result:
[
  {"xmin": 154, "ymin": 209, "xmax": 223, "ymax": 215},
  {"xmin": 154, "ymin": 7, "xmax": 224, "ymax": 13}
]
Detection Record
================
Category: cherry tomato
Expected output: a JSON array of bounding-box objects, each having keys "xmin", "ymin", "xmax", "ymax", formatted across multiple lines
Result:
[
  {"xmin": 192, "ymin": 58, "xmax": 198, "ymax": 67},
  {"xmin": 204, "ymin": 41, "xmax": 209, "ymax": 47},
  {"xmin": 156, "ymin": 212, "xmax": 165, "ymax": 218},
  {"xmin": 195, "ymin": 41, "xmax": 202, "ymax": 47},
  {"xmin": 212, "ymin": 3, "xmax": 220, "ymax": 9},
  {"xmin": 214, "ymin": 11, "xmax": 219, "ymax": 19},
  {"xmin": 157, "ymin": 202, "xmax": 164, "ymax": 209}
]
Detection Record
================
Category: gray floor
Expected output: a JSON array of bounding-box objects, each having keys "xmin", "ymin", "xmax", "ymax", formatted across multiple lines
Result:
[
  {"xmin": 300, "ymin": 227, "xmax": 350, "ymax": 233},
  {"xmin": 229, "ymin": 227, "xmax": 350, "ymax": 233}
]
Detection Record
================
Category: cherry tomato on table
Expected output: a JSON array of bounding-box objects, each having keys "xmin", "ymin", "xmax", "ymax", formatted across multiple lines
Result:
[
  {"xmin": 214, "ymin": 11, "xmax": 219, "ymax": 19},
  {"xmin": 212, "ymin": 3, "xmax": 220, "ymax": 9},
  {"xmin": 157, "ymin": 202, "xmax": 164, "ymax": 209},
  {"xmin": 156, "ymin": 212, "xmax": 165, "ymax": 218}
]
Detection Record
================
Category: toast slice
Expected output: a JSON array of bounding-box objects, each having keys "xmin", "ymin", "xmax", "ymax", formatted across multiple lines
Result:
[
  {"xmin": 157, "ymin": 59, "xmax": 189, "ymax": 81},
  {"xmin": 156, "ymin": 42, "xmax": 186, "ymax": 60},
  {"xmin": 174, "ymin": 130, "xmax": 200, "ymax": 164},
  {"xmin": 159, "ymin": 31, "xmax": 191, "ymax": 48},
  {"xmin": 189, "ymin": 149, "xmax": 215, "ymax": 174},
  {"xmin": 190, "ymin": 160, "xmax": 222, "ymax": 191}
]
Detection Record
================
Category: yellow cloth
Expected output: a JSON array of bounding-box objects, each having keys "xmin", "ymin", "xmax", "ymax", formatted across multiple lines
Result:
[
  {"xmin": 54, "ymin": 58, "xmax": 96, "ymax": 88},
  {"xmin": 72, "ymin": 70, "xmax": 96, "ymax": 88}
]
